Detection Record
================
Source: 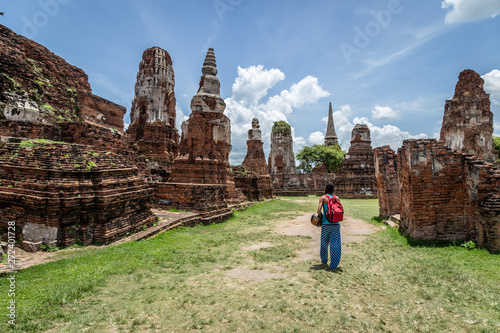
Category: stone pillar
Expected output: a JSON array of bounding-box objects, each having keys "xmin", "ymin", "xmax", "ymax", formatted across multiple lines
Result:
[
  {"xmin": 440, "ymin": 69, "xmax": 495, "ymax": 162},
  {"xmin": 268, "ymin": 121, "xmax": 296, "ymax": 175}
]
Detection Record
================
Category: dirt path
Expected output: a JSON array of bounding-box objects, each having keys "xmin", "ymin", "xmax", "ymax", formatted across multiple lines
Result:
[{"xmin": 276, "ymin": 212, "xmax": 381, "ymax": 261}]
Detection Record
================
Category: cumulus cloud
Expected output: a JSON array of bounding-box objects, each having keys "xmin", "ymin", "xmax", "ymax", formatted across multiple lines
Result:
[
  {"xmin": 442, "ymin": 0, "xmax": 500, "ymax": 23},
  {"xmin": 353, "ymin": 116, "xmax": 428, "ymax": 150},
  {"xmin": 371, "ymin": 105, "xmax": 401, "ymax": 121},
  {"xmin": 327, "ymin": 104, "xmax": 428, "ymax": 151},
  {"xmin": 232, "ymin": 65, "xmax": 285, "ymax": 105},
  {"xmin": 483, "ymin": 69, "xmax": 500, "ymax": 106},
  {"xmin": 175, "ymin": 105, "xmax": 189, "ymax": 133},
  {"xmin": 309, "ymin": 131, "xmax": 325, "ymax": 145},
  {"xmin": 225, "ymin": 66, "xmax": 330, "ymax": 164}
]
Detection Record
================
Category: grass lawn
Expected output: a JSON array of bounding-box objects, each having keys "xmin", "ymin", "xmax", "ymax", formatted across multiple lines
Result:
[{"xmin": 1, "ymin": 197, "xmax": 499, "ymax": 332}]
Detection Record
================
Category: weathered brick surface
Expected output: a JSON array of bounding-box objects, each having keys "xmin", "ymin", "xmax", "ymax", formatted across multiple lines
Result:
[
  {"xmin": 77, "ymin": 92, "xmax": 126, "ymax": 130},
  {"xmin": 154, "ymin": 182, "xmax": 227, "ymax": 211},
  {"xmin": 0, "ymin": 142, "xmax": 156, "ymax": 250},
  {"xmin": 396, "ymin": 139, "xmax": 500, "ymax": 252},
  {"xmin": 0, "ymin": 24, "xmax": 126, "ymax": 130},
  {"xmin": 373, "ymin": 145, "xmax": 400, "ymax": 216},
  {"xmin": 268, "ymin": 123, "xmax": 295, "ymax": 175},
  {"xmin": 440, "ymin": 69, "xmax": 496, "ymax": 162},
  {"xmin": 376, "ymin": 71, "xmax": 500, "ymax": 252},
  {"xmin": 398, "ymin": 139, "xmax": 468, "ymax": 241},
  {"xmin": 168, "ymin": 49, "xmax": 244, "ymax": 206},
  {"xmin": 331, "ymin": 124, "xmax": 377, "ymax": 198},
  {"xmin": 126, "ymin": 47, "xmax": 179, "ymax": 181},
  {"xmin": 237, "ymin": 118, "xmax": 273, "ymax": 200}
]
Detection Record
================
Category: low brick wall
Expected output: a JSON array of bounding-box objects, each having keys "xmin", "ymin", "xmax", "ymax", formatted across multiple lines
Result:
[{"xmin": 154, "ymin": 182, "xmax": 227, "ymax": 212}]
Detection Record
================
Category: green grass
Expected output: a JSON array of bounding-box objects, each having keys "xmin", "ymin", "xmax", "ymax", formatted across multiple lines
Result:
[{"xmin": 0, "ymin": 197, "xmax": 498, "ymax": 332}]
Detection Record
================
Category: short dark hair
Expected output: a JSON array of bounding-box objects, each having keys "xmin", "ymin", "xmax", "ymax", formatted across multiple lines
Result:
[{"xmin": 325, "ymin": 182, "xmax": 334, "ymax": 194}]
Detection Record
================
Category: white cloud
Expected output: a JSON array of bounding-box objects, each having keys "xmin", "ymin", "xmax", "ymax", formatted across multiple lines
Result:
[
  {"xmin": 232, "ymin": 65, "xmax": 285, "ymax": 105},
  {"xmin": 309, "ymin": 131, "xmax": 325, "ymax": 145},
  {"xmin": 442, "ymin": 0, "xmax": 500, "ymax": 24},
  {"xmin": 320, "ymin": 104, "xmax": 427, "ymax": 151},
  {"xmin": 175, "ymin": 105, "xmax": 189, "ymax": 133},
  {"xmin": 483, "ymin": 69, "xmax": 500, "ymax": 106},
  {"xmin": 371, "ymin": 105, "xmax": 401, "ymax": 121},
  {"xmin": 353, "ymin": 116, "xmax": 428, "ymax": 150},
  {"xmin": 225, "ymin": 66, "xmax": 330, "ymax": 164}
]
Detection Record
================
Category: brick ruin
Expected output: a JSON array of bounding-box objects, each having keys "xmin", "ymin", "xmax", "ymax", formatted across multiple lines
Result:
[
  {"xmin": 0, "ymin": 25, "xmax": 126, "ymax": 140},
  {"xmin": 440, "ymin": 69, "xmax": 496, "ymax": 162},
  {"xmin": 271, "ymin": 107, "xmax": 377, "ymax": 198},
  {"xmin": 0, "ymin": 141, "xmax": 156, "ymax": 251},
  {"xmin": 268, "ymin": 121, "xmax": 296, "ymax": 175},
  {"xmin": 0, "ymin": 25, "xmax": 155, "ymax": 250},
  {"xmin": 162, "ymin": 48, "xmax": 245, "ymax": 209},
  {"xmin": 334, "ymin": 124, "xmax": 377, "ymax": 198},
  {"xmin": 373, "ymin": 146, "xmax": 399, "ymax": 216},
  {"xmin": 126, "ymin": 47, "xmax": 179, "ymax": 181},
  {"xmin": 374, "ymin": 69, "xmax": 500, "ymax": 253},
  {"xmin": 233, "ymin": 118, "xmax": 273, "ymax": 200}
]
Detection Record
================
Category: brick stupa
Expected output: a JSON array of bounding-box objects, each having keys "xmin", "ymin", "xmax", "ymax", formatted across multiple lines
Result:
[
  {"xmin": 440, "ymin": 69, "xmax": 496, "ymax": 162},
  {"xmin": 236, "ymin": 118, "xmax": 273, "ymax": 200},
  {"xmin": 127, "ymin": 47, "xmax": 179, "ymax": 181},
  {"xmin": 168, "ymin": 48, "xmax": 243, "ymax": 204}
]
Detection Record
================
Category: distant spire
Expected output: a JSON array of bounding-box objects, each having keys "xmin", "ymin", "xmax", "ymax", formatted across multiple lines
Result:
[{"xmin": 324, "ymin": 102, "xmax": 338, "ymax": 146}]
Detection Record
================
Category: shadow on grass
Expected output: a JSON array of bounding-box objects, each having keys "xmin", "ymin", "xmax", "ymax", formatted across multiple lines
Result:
[{"xmin": 310, "ymin": 263, "xmax": 343, "ymax": 273}]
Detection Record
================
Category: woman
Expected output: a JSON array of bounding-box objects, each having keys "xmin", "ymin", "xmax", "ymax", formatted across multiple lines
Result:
[{"xmin": 316, "ymin": 182, "xmax": 342, "ymax": 270}]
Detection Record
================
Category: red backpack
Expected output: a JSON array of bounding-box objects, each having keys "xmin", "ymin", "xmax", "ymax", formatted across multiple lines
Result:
[{"xmin": 325, "ymin": 194, "xmax": 344, "ymax": 223}]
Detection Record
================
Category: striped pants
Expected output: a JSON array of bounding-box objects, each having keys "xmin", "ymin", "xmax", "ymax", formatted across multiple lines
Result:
[{"xmin": 320, "ymin": 223, "xmax": 341, "ymax": 269}]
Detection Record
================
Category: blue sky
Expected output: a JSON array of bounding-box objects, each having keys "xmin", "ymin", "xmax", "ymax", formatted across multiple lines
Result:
[{"xmin": 2, "ymin": 0, "xmax": 500, "ymax": 164}]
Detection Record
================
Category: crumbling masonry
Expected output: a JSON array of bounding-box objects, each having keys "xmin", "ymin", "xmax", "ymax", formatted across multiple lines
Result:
[{"xmin": 374, "ymin": 69, "xmax": 500, "ymax": 253}]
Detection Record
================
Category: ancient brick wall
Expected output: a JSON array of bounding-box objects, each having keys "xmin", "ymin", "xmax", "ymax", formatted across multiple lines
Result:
[
  {"xmin": 77, "ymin": 92, "xmax": 126, "ymax": 131},
  {"xmin": 0, "ymin": 121, "xmax": 60, "ymax": 141},
  {"xmin": 154, "ymin": 183, "xmax": 227, "ymax": 211},
  {"xmin": 397, "ymin": 139, "xmax": 468, "ymax": 241},
  {"xmin": 373, "ymin": 146, "xmax": 400, "ymax": 216},
  {"xmin": 395, "ymin": 139, "xmax": 500, "ymax": 252},
  {"xmin": 0, "ymin": 142, "xmax": 156, "ymax": 251}
]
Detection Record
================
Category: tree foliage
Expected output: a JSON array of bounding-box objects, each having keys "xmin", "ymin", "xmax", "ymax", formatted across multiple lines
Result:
[
  {"xmin": 296, "ymin": 144, "xmax": 346, "ymax": 173},
  {"xmin": 493, "ymin": 136, "xmax": 500, "ymax": 160},
  {"xmin": 272, "ymin": 121, "xmax": 291, "ymax": 134}
]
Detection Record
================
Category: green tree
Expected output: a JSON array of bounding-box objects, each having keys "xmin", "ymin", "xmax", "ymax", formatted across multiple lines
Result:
[
  {"xmin": 272, "ymin": 120, "xmax": 291, "ymax": 135},
  {"xmin": 493, "ymin": 136, "xmax": 500, "ymax": 161},
  {"xmin": 296, "ymin": 144, "xmax": 346, "ymax": 173}
]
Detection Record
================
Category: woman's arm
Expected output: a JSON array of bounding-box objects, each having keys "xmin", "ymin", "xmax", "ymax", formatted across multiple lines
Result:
[{"xmin": 317, "ymin": 196, "xmax": 324, "ymax": 215}]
